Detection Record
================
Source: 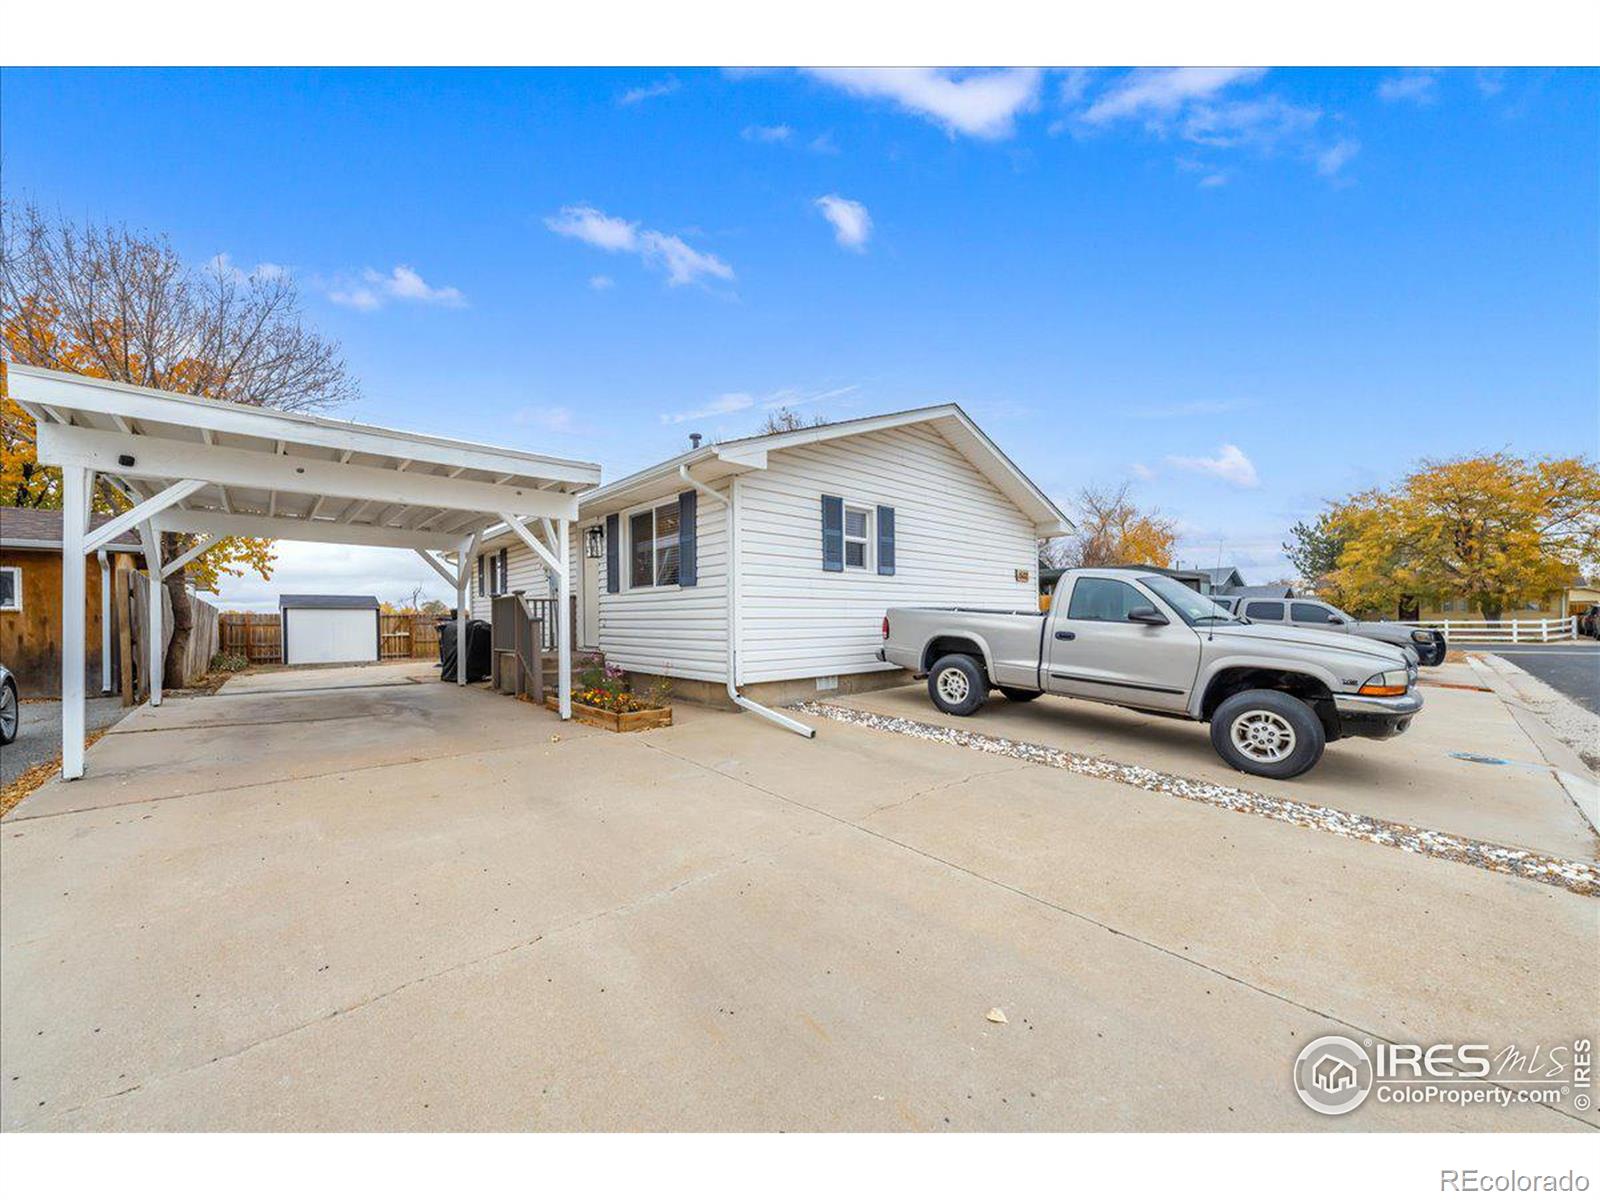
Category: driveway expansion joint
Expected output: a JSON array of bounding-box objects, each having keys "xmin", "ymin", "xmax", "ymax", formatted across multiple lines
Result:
[{"xmin": 792, "ymin": 701, "xmax": 1599, "ymax": 897}]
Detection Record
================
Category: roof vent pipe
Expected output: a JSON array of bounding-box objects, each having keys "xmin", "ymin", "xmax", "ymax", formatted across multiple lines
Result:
[{"xmin": 689, "ymin": 432, "xmax": 702, "ymax": 449}]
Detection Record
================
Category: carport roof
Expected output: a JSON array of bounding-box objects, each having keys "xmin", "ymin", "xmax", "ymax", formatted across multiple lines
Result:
[{"xmin": 10, "ymin": 363, "xmax": 603, "ymax": 553}]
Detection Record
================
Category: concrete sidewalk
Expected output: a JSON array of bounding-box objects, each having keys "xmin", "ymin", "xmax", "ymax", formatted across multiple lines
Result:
[{"xmin": 2, "ymin": 664, "xmax": 1594, "ymax": 1132}]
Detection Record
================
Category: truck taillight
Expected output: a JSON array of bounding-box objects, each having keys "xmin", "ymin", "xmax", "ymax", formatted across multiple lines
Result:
[{"xmin": 882, "ymin": 617, "xmax": 890, "ymax": 640}]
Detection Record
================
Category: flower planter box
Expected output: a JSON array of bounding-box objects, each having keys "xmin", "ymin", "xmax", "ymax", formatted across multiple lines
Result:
[{"xmin": 545, "ymin": 695, "xmax": 673, "ymax": 733}]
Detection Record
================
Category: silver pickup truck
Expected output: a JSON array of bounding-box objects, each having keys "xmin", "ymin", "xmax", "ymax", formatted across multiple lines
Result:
[{"xmin": 880, "ymin": 567, "xmax": 1422, "ymax": 779}]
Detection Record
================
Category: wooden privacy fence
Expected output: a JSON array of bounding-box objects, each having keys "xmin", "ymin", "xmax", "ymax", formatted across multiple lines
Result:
[
  {"xmin": 379, "ymin": 612, "xmax": 443, "ymax": 661},
  {"xmin": 115, "ymin": 568, "xmax": 221, "ymax": 703},
  {"xmin": 219, "ymin": 612, "xmax": 283, "ymax": 663},
  {"xmin": 219, "ymin": 610, "xmax": 445, "ymax": 664}
]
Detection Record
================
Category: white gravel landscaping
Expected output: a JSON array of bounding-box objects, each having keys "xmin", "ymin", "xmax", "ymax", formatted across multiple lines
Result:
[{"xmin": 793, "ymin": 700, "xmax": 1600, "ymax": 897}]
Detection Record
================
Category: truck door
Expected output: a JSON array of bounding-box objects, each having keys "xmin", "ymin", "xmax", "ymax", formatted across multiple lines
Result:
[{"xmin": 1046, "ymin": 576, "xmax": 1200, "ymax": 712}]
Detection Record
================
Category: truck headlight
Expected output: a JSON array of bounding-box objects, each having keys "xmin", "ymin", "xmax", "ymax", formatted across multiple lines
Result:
[{"xmin": 1359, "ymin": 669, "xmax": 1410, "ymax": 697}]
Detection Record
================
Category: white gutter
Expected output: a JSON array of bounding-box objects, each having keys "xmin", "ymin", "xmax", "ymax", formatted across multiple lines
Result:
[{"xmin": 678, "ymin": 463, "xmax": 814, "ymax": 738}]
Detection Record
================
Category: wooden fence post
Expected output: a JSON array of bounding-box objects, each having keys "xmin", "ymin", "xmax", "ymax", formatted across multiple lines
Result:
[{"xmin": 115, "ymin": 555, "xmax": 135, "ymax": 706}]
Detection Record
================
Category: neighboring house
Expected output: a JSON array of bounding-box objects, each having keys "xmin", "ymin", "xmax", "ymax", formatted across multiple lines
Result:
[
  {"xmin": 1224, "ymin": 583, "xmax": 1296, "ymax": 600},
  {"xmin": 0, "ymin": 505, "xmax": 144, "ymax": 696},
  {"xmin": 1412, "ymin": 583, "xmax": 1600, "ymax": 624},
  {"xmin": 1199, "ymin": 565, "xmax": 1247, "ymax": 594},
  {"xmin": 467, "ymin": 405, "xmax": 1070, "ymax": 705}
]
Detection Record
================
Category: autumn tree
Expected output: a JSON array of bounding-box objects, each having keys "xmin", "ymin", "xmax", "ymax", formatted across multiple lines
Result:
[
  {"xmin": 1041, "ymin": 483, "xmax": 1177, "ymax": 570},
  {"xmin": 1319, "ymin": 453, "xmax": 1600, "ymax": 620},
  {"xmin": 1, "ymin": 202, "xmax": 357, "ymax": 684},
  {"xmin": 1282, "ymin": 512, "xmax": 1346, "ymax": 594}
]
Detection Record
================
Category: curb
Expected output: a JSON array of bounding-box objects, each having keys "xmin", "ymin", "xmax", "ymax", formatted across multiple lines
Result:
[{"xmin": 1467, "ymin": 654, "xmax": 1600, "ymax": 836}]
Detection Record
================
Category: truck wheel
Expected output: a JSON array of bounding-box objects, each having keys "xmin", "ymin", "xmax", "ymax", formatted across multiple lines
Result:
[
  {"xmin": 927, "ymin": 654, "xmax": 988, "ymax": 717},
  {"xmin": 1209, "ymin": 689, "xmax": 1325, "ymax": 779},
  {"xmin": 999, "ymin": 687, "xmax": 1043, "ymax": 703}
]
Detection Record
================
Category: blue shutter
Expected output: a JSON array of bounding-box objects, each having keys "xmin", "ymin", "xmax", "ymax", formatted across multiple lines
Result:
[
  {"xmin": 876, "ymin": 505, "xmax": 895, "ymax": 576},
  {"xmin": 605, "ymin": 513, "xmax": 620, "ymax": 594},
  {"xmin": 821, "ymin": 494, "xmax": 844, "ymax": 572},
  {"xmin": 678, "ymin": 490, "xmax": 698, "ymax": 587}
]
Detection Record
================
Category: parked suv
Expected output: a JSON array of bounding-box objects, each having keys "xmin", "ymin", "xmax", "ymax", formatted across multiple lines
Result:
[
  {"xmin": 882, "ymin": 569, "xmax": 1422, "ymax": 779},
  {"xmin": 1579, "ymin": 605, "xmax": 1600, "ymax": 640},
  {"xmin": 1218, "ymin": 596, "xmax": 1447, "ymax": 667}
]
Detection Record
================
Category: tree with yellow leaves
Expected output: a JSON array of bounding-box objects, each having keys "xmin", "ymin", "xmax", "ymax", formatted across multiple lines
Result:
[
  {"xmin": 1, "ymin": 203, "xmax": 357, "ymax": 684},
  {"xmin": 1041, "ymin": 483, "xmax": 1178, "ymax": 570},
  {"xmin": 1315, "ymin": 453, "xmax": 1600, "ymax": 620}
]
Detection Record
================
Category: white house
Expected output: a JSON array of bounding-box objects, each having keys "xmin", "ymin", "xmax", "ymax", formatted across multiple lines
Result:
[{"xmin": 467, "ymin": 405, "xmax": 1069, "ymax": 730}]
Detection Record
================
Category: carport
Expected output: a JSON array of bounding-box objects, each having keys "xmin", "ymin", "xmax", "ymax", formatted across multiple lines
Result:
[{"xmin": 7, "ymin": 363, "xmax": 602, "ymax": 780}]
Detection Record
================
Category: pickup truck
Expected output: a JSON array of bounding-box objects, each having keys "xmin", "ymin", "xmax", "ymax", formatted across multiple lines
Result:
[{"xmin": 880, "ymin": 568, "xmax": 1422, "ymax": 779}]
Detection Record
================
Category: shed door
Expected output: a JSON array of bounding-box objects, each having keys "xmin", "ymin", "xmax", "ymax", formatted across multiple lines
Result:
[{"xmin": 284, "ymin": 609, "xmax": 378, "ymax": 665}]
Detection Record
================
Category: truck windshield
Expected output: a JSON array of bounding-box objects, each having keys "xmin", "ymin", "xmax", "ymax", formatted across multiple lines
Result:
[{"xmin": 1137, "ymin": 575, "xmax": 1243, "ymax": 626}]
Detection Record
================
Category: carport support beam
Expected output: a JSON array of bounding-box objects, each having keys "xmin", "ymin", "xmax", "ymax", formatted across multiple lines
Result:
[
  {"xmin": 61, "ymin": 465, "xmax": 89, "ymax": 780},
  {"xmin": 454, "ymin": 530, "xmax": 481, "ymax": 686},
  {"xmin": 557, "ymin": 517, "xmax": 571, "ymax": 720}
]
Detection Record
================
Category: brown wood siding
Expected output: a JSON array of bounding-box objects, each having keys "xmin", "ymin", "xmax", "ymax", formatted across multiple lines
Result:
[{"xmin": 0, "ymin": 548, "xmax": 112, "ymax": 697}]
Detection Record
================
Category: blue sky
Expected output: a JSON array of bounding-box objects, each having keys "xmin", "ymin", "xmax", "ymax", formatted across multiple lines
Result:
[{"xmin": 3, "ymin": 66, "xmax": 1596, "ymax": 606}]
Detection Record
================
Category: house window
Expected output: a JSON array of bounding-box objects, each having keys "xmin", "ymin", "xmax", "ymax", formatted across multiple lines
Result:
[
  {"xmin": 628, "ymin": 500, "xmax": 681, "ymax": 588},
  {"xmin": 0, "ymin": 566, "xmax": 19, "ymax": 612},
  {"xmin": 843, "ymin": 505, "xmax": 871, "ymax": 569}
]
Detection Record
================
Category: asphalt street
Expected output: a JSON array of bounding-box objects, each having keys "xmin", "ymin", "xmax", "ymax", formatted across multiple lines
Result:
[
  {"xmin": 1, "ymin": 696, "xmax": 129, "ymax": 786},
  {"xmin": 1458, "ymin": 641, "xmax": 1600, "ymax": 715}
]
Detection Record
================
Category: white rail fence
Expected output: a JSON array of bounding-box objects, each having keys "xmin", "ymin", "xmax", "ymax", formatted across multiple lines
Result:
[{"xmin": 1399, "ymin": 617, "xmax": 1579, "ymax": 644}]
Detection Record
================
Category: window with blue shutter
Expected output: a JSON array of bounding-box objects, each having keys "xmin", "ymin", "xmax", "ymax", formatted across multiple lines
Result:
[
  {"xmin": 678, "ymin": 490, "xmax": 698, "ymax": 586},
  {"xmin": 876, "ymin": 505, "xmax": 895, "ymax": 575},
  {"xmin": 496, "ymin": 548, "xmax": 508, "ymax": 595},
  {"xmin": 821, "ymin": 495, "xmax": 844, "ymax": 572},
  {"xmin": 605, "ymin": 513, "xmax": 620, "ymax": 594}
]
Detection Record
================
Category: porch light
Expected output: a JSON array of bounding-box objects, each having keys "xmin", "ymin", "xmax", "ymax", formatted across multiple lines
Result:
[{"xmin": 585, "ymin": 525, "xmax": 605, "ymax": 559}]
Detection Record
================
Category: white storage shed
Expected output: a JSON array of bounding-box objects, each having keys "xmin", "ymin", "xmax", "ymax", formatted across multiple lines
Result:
[{"xmin": 280, "ymin": 594, "xmax": 382, "ymax": 665}]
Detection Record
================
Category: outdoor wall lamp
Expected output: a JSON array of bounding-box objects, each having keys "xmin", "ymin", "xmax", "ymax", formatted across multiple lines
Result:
[{"xmin": 585, "ymin": 525, "xmax": 605, "ymax": 559}]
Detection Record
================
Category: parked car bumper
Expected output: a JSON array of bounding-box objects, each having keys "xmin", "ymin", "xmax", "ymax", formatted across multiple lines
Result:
[{"xmin": 1333, "ymin": 689, "xmax": 1423, "ymax": 739}]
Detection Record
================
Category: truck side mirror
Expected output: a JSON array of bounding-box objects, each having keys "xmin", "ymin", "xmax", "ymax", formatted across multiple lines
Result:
[
  {"xmin": 1326, "ymin": 614, "xmax": 1344, "ymax": 624},
  {"xmin": 1127, "ymin": 605, "xmax": 1169, "ymax": 626}
]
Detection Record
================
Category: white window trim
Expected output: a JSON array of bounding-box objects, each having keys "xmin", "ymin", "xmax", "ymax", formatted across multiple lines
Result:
[
  {"xmin": 842, "ymin": 502, "xmax": 873, "ymax": 572},
  {"xmin": 623, "ymin": 496, "xmax": 683, "ymax": 591},
  {"xmin": 0, "ymin": 565, "xmax": 20, "ymax": 612}
]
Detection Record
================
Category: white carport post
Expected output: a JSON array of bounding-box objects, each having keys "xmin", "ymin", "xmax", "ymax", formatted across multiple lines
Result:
[
  {"xmin": 138, "ymin": 524, "xmax": 165, "ymax": 707},
  {"xmin": 60, "ymin": 466, "xmax": 89, "ymax": 780},
  {"xmin": 454, "ymin": 531, "xmax": 481, "ymax": 686}
]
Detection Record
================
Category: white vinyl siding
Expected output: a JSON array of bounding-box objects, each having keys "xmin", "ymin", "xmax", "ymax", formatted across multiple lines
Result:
[
  {"xmin": 470, "ymin": 500, "xmax": 730, "ymax": 683},
  {"xmin": 736, "ymin": 425, "xmax": 1037, "ymax": 684}
]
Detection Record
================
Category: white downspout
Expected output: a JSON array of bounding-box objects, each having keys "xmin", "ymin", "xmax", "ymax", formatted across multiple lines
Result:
[
  {"xmin": 98, "ymin": 550, "xmax": 112, "ymax": 694},
  {"xmin": 679, "ymin": 463, "xmax": 814, "ymax": 738}
]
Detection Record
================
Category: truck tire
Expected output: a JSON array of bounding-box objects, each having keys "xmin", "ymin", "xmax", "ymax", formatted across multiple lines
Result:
[
  {"xmin": 927, "ymin": 653, "xmax": 988, "ymax": 717},
  {"xmin": 999, "ymin": 687, "xmax": 1043, "ymax": 703},
  {"xmin": 1209, "ymin": 689, "xmax": 1325, "ymax": 779}
]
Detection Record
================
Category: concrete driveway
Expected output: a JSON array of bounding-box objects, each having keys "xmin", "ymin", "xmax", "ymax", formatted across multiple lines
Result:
[{"xmin": 2, "ymin": 662, "xmax": 1595, "ymax": 1132}]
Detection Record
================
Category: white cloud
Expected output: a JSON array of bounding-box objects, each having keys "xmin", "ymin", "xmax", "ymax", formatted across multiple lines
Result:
[
  {"xmin": 1198, "ymin": 172, "xmax": 1229, "ymax": 188},
  {"xmin": 805, "ymin": 67, "xmax": 1042, "ymax": 139},
  {"xmin": 327, "ymin": 265, "xmax": 466, "ymax": 311},
  {"xmin": 544, "ymin": 205, "xmax": 639, "ymax": 252},
  {"xmin": 618, "ymin": 77, "xmax": 679, "ymax": 107},
  {"xmin": 1130, "ymin": 462, "xmax": 1156, "ymax": 481},
  {"xmin": 1315, "ymin": 137, "xmax": 1361, "ymax": 177},
  {"xmin": 1180, "ymin": 96, "xmax": 1321, "ymax": 151},
  {"xmin": 661, "ymin": 383, "xmax": 859, "ymax": 427},
  {"xmin": 1167, "ymin": 444, "xmax": 1260, "ymax": 488},
  {"xmin": 1475, "ymin": 68, "xmax": 1507, "ymax": 97},
  {"xmin": 588, "ymin": 274, "xmax": 614, "ymax": 291},
  {"xmin": 815, "ymin": 194, "xmax": 872, "ymax": 251},
  {"xmin": 661, "ymin": 392, "xmax": 755, "ymax": 425},
  {"xmin": 1081, "ymin": 68, "xmax": 1266, "ymax": 125},
  {"xmin": 207, "ymin": 253, "xmax": 288, "ymax": 285},
  {"xmin": 1377, "ymin": 70, "xmax": 1440, "ymax": 105},
  {"xmin": 742, "ymin": 124, "xmax": 793, "ymax": 143},
  {"xmin": 809, "ymin": 132, "xmax": 840, "ymax": 154},
  {"xmin": 545, "ymin": 205, "xmax": 733, "ymax": 287}
]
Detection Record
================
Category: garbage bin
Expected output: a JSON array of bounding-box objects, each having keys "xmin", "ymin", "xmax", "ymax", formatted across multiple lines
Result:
[{"xmin": 437, "ymin": 618, "xmax": 493, "ymax": 683}]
